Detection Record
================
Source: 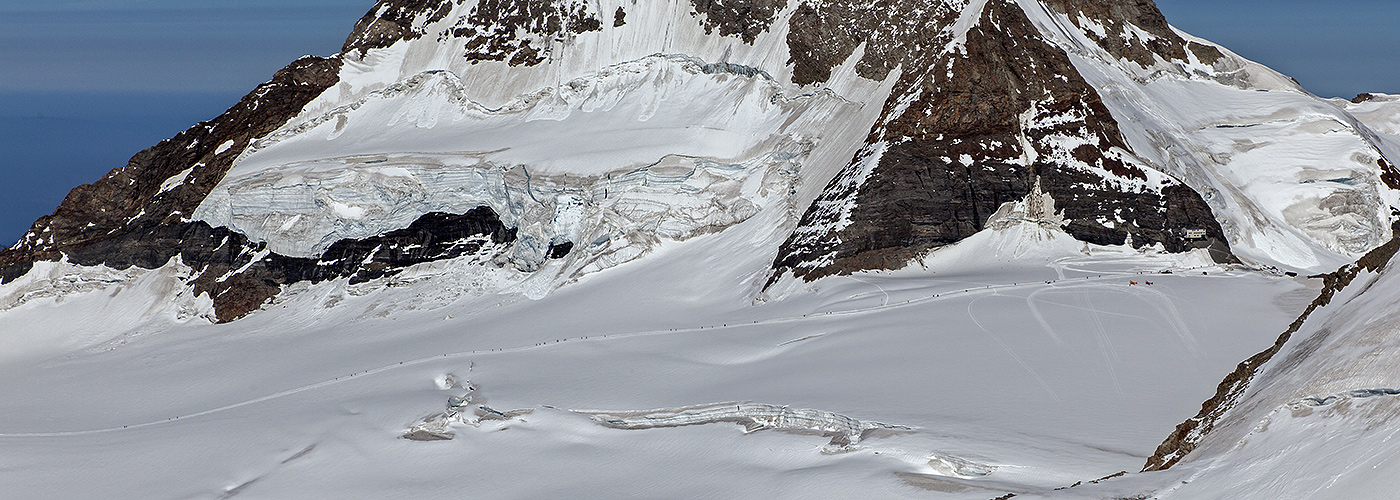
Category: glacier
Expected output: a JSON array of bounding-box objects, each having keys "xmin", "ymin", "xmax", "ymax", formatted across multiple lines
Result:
[{"xmin": 3, "ymin": 0, "xmax": 1400, "ymax": 498}]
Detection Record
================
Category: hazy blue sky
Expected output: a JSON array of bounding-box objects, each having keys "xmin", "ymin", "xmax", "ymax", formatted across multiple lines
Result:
[{"xmin": 1, "ymin": 0, "xmax": 1396, "ymax": 246}]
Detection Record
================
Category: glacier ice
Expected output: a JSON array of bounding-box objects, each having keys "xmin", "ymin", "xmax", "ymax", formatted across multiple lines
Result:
[
  {"xmin": 576, "ymin": 401, "xmax": 912, "ymax": 448},
  {"xmin": 195, "ymin": 55, "xmax": 864, "ymax": 283}
]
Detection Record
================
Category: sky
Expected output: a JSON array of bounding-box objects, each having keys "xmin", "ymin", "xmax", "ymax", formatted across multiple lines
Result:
[{"xmin": 0, "ymin": 0, "xmax": 1396, "ymax": 247}]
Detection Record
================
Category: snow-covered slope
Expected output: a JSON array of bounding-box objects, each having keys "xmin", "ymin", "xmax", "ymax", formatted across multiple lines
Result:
[
  {"xmin": 1016, "ymin": 238, "xmax": 1400, "ymax": 500},
  {"xmin": 3, "ymin": 0, "xmax": 1400, "ymax": 498},
  {"xmin": 1019, "ymin": 0, "xmax": 1400, "ymax": 272},
  {"xmin": 1337, "ymin": 92, "xmax": 1400, "ymax": 165},
  {"xmin": 0, "ymin": 209, "xmax": 1307, "ymax": 498}
]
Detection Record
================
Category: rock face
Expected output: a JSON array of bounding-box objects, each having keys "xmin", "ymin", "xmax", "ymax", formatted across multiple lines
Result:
[
  {"xmin": 0, "ymin": 2, "xmax": 520, "ymax": 321},
  {"xmin": 186, "ymin": 208, "xmax": 516, "ymax": 324},
  {"xmin": 1039, "ymin": 0, "xmax": 1222, "ymax": 68},
  {"xmin": 343, "ymin": 0, "xmax": 456, "ymax": 54},
  {"xmin": 771, "ymin": 0, "xmax": 1230, "ymax": 282},
  {"xmin": 690, "ymin": 0, "xmax": 786, "ymax": 42},
  {"xmin": 452, "ymin": 0, "xmax": 603, "ymax": 66}
]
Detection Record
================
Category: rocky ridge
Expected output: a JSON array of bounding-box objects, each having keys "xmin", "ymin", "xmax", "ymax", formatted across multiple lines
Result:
[
  {"xmin": 771, "ymin": 0, "xmax": 1231, "ymax": 282},
  {"xmin": 0, "ymin": 56, "xmax": 343, "ymax": 287}
]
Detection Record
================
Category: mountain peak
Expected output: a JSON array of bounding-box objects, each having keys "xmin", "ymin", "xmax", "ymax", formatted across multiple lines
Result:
[{"xmin": 2, "ymin": 0, "xmax": 1394, "ymax": 321}]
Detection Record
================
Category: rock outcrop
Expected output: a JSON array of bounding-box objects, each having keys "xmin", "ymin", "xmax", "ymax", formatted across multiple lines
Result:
[{"xmin": 771, "ymin": 0, "xmax": 1231, "ymax": 283}]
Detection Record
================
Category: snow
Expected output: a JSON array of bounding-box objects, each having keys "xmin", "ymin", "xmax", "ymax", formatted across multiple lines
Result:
[
  {"xmin": 1153, "ymin": 392, "xmax": 1400, "ymax": 500},
  {"xmin": 4, "ymin": 1, "xmax": 1399, "ymax": 498},
  {"xmin": 942, "ymin": 0, "xmax": 991, "ymax": 54},
  {"xmin": 1022, "ymin": 243, "xmax": 1400, "ymax": 500},
  {"xmin": 0, "ymin": 256, "xmax": 213, "ymax": 365},
  {"xmin": 156, "ymin": 166, "xmax": 195, "ymax": 195},
  {"xmin": 1018, "ymin": 0, "xmax": 1398, "ymax": 273},
  {"xmin": 1336, "ymin": 93, "xmax": 1400, "ymax": 165},
  {"xmin": 0, "ymin": 205, "xmax": 1309, "ymax": 497},
  {"xmin": 194, "ymin": 54, "xmax": 876, "ymax": 281}
]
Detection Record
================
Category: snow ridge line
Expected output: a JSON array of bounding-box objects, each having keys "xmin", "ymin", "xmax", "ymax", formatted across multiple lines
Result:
[{"xmin": 0, "ymin": 271, "xmax": 1193, "ymax": 438}]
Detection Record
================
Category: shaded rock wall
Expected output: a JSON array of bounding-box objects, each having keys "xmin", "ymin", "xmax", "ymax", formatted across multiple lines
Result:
[{"xmin": 772, "ymin": 0, "xmax": 1230, "ymax": 283}]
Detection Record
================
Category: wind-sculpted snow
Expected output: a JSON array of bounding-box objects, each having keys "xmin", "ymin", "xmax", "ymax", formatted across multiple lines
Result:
[
  {"xmin": 225, "ymin": 54, "xmax": 850, "ymax": 180},
  {"xmin": 1338, "ymin": 93, "xmax": 1400, "ymax": 183},
  {"xmin": 577, "ymin": 402, "xmax": 913, "ymax": 448}
]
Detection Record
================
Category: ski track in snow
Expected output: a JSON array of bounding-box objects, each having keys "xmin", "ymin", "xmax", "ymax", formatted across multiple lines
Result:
[
  {"xmin": 0, "ymin": 269, "xmax": 1220, "ymax": 438},
  {"xmin": 1025, "ymin": 287, "xmax": 1068, "ymax": 345},
  {"xmin": 1080, "ymin": 290, "xmax": 1124, "ymax": 394},
  {"xmin": 967, "ymin": 294, "xmax": 1064, "ymax": 402},
  {"xmin": 841, "ymin": 275, "xmax": 890, "ymax": 306}
]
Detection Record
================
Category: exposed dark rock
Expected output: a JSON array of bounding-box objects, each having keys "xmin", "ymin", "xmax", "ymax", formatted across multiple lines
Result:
[
  {"xmin": 452, "ymin": 0, "xmax": 601, "ymax": 66},
  {"xmin": 786, "ymin": 0, "xmax": 966, "ymax": 86},
  {"xmin": 1143, "ymin": 233, "xmax": 1400, "ymax": 471},
  {"xmin": 190, "ymin": 208, "xmax": 515, "ymax": 323},
  {"xmin": 343, "ymin": 0, "xmax": 456, "ymax": 54},
  {"xmin": 1187, "ymin": 42, "xmax": 1225, "ymax": 65},
  {"xmin": 1353, "ymin": 93, "xmax": 1378, "ymax": 104},
  {"xmin": 547, "ymin": 241, "xmax": 574, "ymax": 259},
  {"xmin": 689, "ymin": 0, "xmax": 786, "ymax": 43},
  {"xmin": 1377, "ymin": 156, "xmax": 1400, "ymax": 190},
  {"xmin": 613, "ymin": 6, "xmax": 626, "ymax": 27},
  {"xmin": 0, "ymin": 55, "xmax": 343, "ymax": 285},
  {"xmin": 0, "ymin": 0, "xmax": 532, "ymax": 322},
  {"xmin": 1039, "ymin": 0, "xmax": 1220, "ymax": 67},
  {"xmin": 10, "ymin": 207, "xmax": 512, "ymax": 323},
  {"xmin": 0, "ymin": 1, "xmax": 538, "ymax": 324},
  {"xmin": 773, "ymin": 0, "xmax": 1231, "ymax": 284}
]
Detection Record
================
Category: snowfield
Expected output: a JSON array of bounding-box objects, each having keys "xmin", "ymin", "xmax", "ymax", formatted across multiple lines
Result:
[
  {"xmin": 4, "ymin": 0, "xmax": 1400, "ymax": 498},
  {"xmin": 0, "ymin": 214, "xmax": 1311, "ymax": 498}
]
